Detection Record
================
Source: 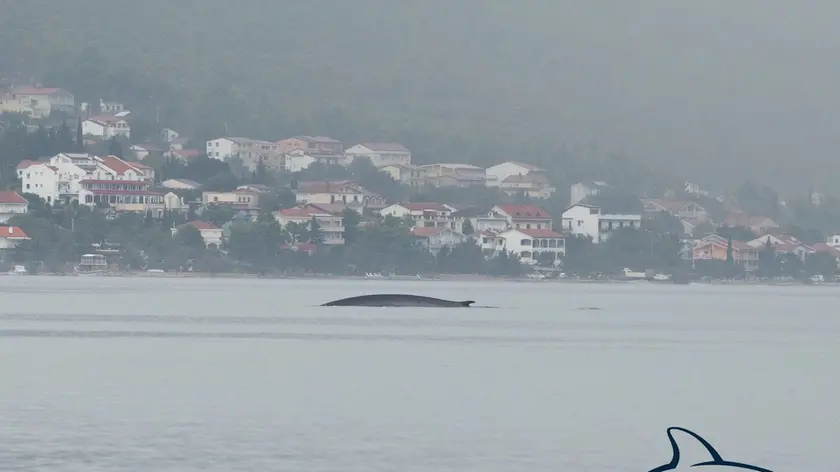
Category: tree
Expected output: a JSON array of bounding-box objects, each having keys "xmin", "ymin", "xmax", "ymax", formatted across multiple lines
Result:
[
  {"xmin": 757, "ymin": 237, "xmax": 777, "ymax": 278},
  {"xmin": 308, "ymin": 216, "xmax": 323, "ymax": 245},
  {"xmin": 107, "ymin": 136, "xmax": 123, "ymax": 158},
  {"xmin": 200, "ymin": 204, "xmax": 235, "ymax": 226},
  {"xmin": 461, "ymin": 219, "xmax": 475, "ymax": 235},
  {"xmin": 716, "ymin": 225, "xmax": 756, "ymax": 242},
  {"xmin": 174, "ymin": 224, "xmax": 205, "ymax": 250},
  {"xmin": 341, "ymin": 208, "xmax": 361, "ymax": 245},
  {"xmin": 725, "ymin": 234, "xmax": 734, "ymax": 278},
  {"xmin": 75, "ymin": 118, "xmax": 84, "ymax": 152}
]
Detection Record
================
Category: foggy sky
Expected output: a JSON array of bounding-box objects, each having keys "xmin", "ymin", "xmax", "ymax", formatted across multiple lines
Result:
[{"xmin": 4, "ymin": 0, "xmax": 840, "ymax": 193}]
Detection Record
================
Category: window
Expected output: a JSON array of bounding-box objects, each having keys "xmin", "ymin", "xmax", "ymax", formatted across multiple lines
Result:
[{"xmin": 520, "ymin": 239, "xmax": 530, "ymax": 246}]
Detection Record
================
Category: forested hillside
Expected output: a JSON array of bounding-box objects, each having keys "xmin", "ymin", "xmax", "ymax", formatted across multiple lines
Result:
[{"xmin": 3, "ymin": 1, "xmax": 840, "ymax": 193}]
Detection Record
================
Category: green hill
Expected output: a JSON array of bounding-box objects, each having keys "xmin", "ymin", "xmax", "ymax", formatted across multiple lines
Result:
[{"xmin": 3, "ymin": 1, "xmax": 840, "ymax": 193}]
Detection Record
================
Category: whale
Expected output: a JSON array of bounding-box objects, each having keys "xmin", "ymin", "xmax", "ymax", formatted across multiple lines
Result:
[
  {"xmin": 648, "ymin": 427, "xmax": 772, "ymax": 471},
  {"xmin": 321, "ymin": 294, "xmax": 474, "ymax": 307}
]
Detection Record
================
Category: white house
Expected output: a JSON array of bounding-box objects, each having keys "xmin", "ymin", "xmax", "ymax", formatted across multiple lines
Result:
[
  {"xmin": 293, "ymin": 180, "xmax": 383, "ymax": 209},
  {"xmin": 0, "ymin": 226, "xmax": 30, "ymax": 250},
  {"xmin": 285, "ymin": 150, "xmax": 316, "ymax": 172},
  {"xmin": 485, "ymin": 161, "xmax": 545, "ymax": 187},
  {"xmin": 276, "ymin": 136, "xmax": 343, "ymax": 155},
  {"xmin": 91, "ymin": 155, "xmax": 147, "ymax": 182},
  {"xmin": 171, "ymin": 221, "xmax": 223, "ymax": 248},
  {"xmin": 380, "ymin": 163, "xmax": 424, "ymax": 187},
  {"xmin": 419, "ymin": 163, "xmax": 487, "ymax": 187},
  {"xmin": 82, "ymin": 115, "xmax": 131, "ymax": 139},
  {"xmin": 98, "ymin": 99, "xmax": 125, "ymax": 114},
  {"xmin": 163, "ymin": 192, "xmax": 189, "ymax": 213},
  {"xmin": 491, "ymin": 204, "xmax": 553, "ymax": 230},
  {"xmin": 345, "ymin": 142, "xmax": 411, "ymax": 167},
  {"xmin": 202, "ymin": 190, "xmax": 261, "ymax": 211},
  {"xmin": 498, "ymin": 174, "xmax": 555, "ymax": 199},
  {"xmin": 410, "ymin": 227, "xmax": 468, "ymax": 254},
  {"xmin": 274, "ymin": 205, "xmax": 345, "ymax": 245},
  {"xmin": 560, "ymin": 204, "xmax": 642, "ymax": 243},
  {"xmin": 205, "ymin": 136, "xmax": 283, "ymax": 171},
  {"xmin": 10, "ymin": 86, "xmax": 75, "ymax": 118},
  {"xmin": 161, "ymin": 128, "xmax": 180, "ymax": 143},
  {"xmin": 18, "ymin": 153, "xmax": 97, "ymax": 204},
  {"xmin": 496, "ymin": 228, "xmax": 566, "ymax": 264},
  {"xmin": 570, "ymin": 181, "xmax": 611, "ymax": 205},
  {"xmin": 380, "ymin": 202, "xmax": 458, "ymax": 229},
  {"xmin": 0, "ymin": 191, "xmax": 28, "ymax": 223}
]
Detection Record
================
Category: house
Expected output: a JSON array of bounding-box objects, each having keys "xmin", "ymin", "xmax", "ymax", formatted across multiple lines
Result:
[
  {"xmin": 93, "ymin": 155, "xmax": 148, "ymax": 182},
  {"xmin": 0, "ymin": 226, "xmax": 30, "ymax": 250},
  {"xmin": 827, "ymin": 234, "xmax": 840, "ymax": 249},
  {"xmin": 98, "ymin": 99, "xmax": 125, "ymax": 114},
  {"xmin": 10, "ymin": 86, "xmax": 75, "ymax": 118},
  {"xmin": 294, "ymin": 180, "xmax": 379, "ymax": 209},
  {"xmin": 202, "ymin": 190, "xmax": 261, "ymax": 211},
  {"xmin": 570, "ymin": 181, "xmax": 611, "ymax": 205},
  {"xmin": 15, "ymin": 160, "xmax": 40, "ymax": 179},
  {"xmin": 205, "ymin": 137, "xmax": 283, "ymax": 171},
  {"xmin": 746, "ymin": 234, "xmax": 813, "ymax": 262},
  {"xmin": 721, "ymin": 214, "xmax": 780, "ymax": 235},
  {"xmin": 18, "ymin": 152, "xmax": 100, "ymax": 205},
  {"xmin": 345, "ymin": 142, "xmax": 411, "ymax": 167},
  {"xmin": 129, "ymin": 144, "xmax": 165, "ymax": 160},
  {"xmin": 274, "ymin": 205, "xmax": 345, "ymax": 245},
  {"xmin": 380, "ymin": 163, "xmax": 425, "ymax": 187},
  {"xmin": 498, "ymin": 173, "xmax": 555, "ymax": 199},
  {"xmin": 161, "ymin": 128, "xmax": 180, "ymax": 143},
  {"xmin": 691, "ymin": 234, "xmax": 759, "ymax": 272},
  {"xmin": 171, "ymin": 221, "xmax": 223, "ymax": 248},
  {"xmin": 410, "ymin": 227, "xmax": 468, "ymax": 254},
  {"xmin": 163, "ymin": 192, "xmax": 189, "ymax": 213},
  {"xmin": 560, "ymin": 204, "xmax": 642, "ymax": 243},
  {"xmin": 491, "ymin": 204, "xmax": 553, "ymax": 230},
  {"xmin": 236, "ymin": 184, "xmax": 274, "ymax": 194},
  {"xmin": 419, "ymin": 163, "xmax": 486, "ymax": 187},
  {"xmin": 79, "ymin": 179, "xmax": 165, "ymax": 216},
  {"xmin": 642, "ymin": 199, "xmax": 709, "ymax": 224},
  {"xmin": 809, "ymin": 243, "xmax": 840, "ymax": 268},
  {"xmin": 485, "ymin": 161, "xmax": 545, "ymax": 187},
  {"xmin": 166, "ymin": 148, "xmax": 201, "ymax": 161},
  {"xmin": 283, "ymin": 149, "xmax": 348, "ymax": 172},
  {"xmin": 380, "ymin": 203, "xmax": 457, "ymax": 229},
  {"xmin": 82, "ymin": 115, "xmax": 131, "ymax": 140},
  {"xmin": 276, "ymin": 136, "xmax": 343, "ymax": 155},
  {"xmin": 162, "ymin": 178, "xmax": 202, "ymax": 190},
  {"xmin": 0, "ymin": 93, "xmax": 34, "ymax": 116},
  {"xmin": 0, "ymin": 191, "xmax": 28, "ymax": 223},
  {"xmin": 130, "ymin": 161, "xmax": 155, "ymax": 183},
  {"xmin": 496, "ymin": 228, "xmax": 566, "ymax": 264},
  {"xmin": 457, "ymin": 208, "xmax": 510, "ymax": 234}
]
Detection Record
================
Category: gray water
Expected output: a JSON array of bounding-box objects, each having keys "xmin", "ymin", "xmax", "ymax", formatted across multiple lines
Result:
[{"xmin": 0, "ymin": 277, "xmax": 837, "ymax": 471}]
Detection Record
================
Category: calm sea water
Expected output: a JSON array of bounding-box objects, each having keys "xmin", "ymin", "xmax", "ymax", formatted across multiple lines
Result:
[{"xmin": 0, "ymin": 277, "xmax": 837, "ymax": 471}]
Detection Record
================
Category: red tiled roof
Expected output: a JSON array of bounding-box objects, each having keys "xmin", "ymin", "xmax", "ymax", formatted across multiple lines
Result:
[
  {"xmin": 99, "ymin": 155, "xmax": 139, "ymax": 175},
  {"xmin": 517, "ymin": 229, "xmax": 564, "ymax": 238},
  {"xmin": 811, "ymin": 243, "xmax": 840, "ymax": 256},
  {"xmin": 0, "ymin": 226, "xmax": 29, "ymax": 239},
  {"xmin": 411, "ymin": 227, "xmax": 445, "ymax": 237},
  {"xmin": 188, "ymin": 220, "xmax": 219, "ymax": 230},
  {"xmin": 401, "ymin": 202, "xmax": 450, "ymax": 211},
  {"xmin": 16, "ymin": 160, "xmax": 40, "ymax": 170},
  {"xmin": 0, "ymin": 191, "xmax": 27, "ymax": 204},
  {"xmin": 496, "ymin": 205, "xmax": 551, "ymax": 219},
  {"xmin": 131, "ymin": 162, "xmax": 152, "ymax": 169}
]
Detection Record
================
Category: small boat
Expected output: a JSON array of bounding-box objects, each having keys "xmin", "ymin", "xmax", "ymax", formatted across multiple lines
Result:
[{"xmin": 75, "ymin": 254, "xmax": 108, "ymax": 276}]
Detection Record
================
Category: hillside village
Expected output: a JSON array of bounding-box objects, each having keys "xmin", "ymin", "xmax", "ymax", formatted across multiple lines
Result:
[{"xmin": 3, "ymin": 85, "xmax": 840, "ymax": 280}]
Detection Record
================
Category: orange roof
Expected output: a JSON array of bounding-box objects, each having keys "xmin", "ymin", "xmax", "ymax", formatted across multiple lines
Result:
[
  {"xmin": 16, "ymin": 160, "xmax": 40, "ymax": 170},
  {"xmin": 496, "ymin": 205, "xmax": 551, "ymax": 219},
  {"xmin": 187, "ymin": 220, "xmax": 219, "ymax": 230},
  {"xmin": 99, "ymin": 155, "xmax": 139, "ymax": 175},
  {"xmin": 0, "ymin": 226, "xmax": 29, "ymax": 239},
  {"xmin": 0, "ymin": 191, "xmax": 27, "ymax": 204}
]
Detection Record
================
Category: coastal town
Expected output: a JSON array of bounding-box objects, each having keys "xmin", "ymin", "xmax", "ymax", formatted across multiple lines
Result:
[{"xmin": 2, "ymin": 85, "xmax": 840, "ymax": 282}]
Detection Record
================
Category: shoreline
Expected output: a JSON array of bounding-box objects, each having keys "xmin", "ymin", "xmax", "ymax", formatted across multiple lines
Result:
[{"xmin": 4, "ymin": 271, "xmax": 838, "ymax": 287}]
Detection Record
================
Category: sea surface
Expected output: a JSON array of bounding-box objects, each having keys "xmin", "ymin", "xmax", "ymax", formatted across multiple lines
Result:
[{"xmin": 0, "ymin": 277, "xmax": 837, "ymax": 471}]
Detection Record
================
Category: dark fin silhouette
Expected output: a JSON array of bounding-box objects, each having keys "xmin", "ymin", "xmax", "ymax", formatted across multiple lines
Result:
[
  {"xmin": 460, "ymin": 300, "xmax": 475, "ymax": 306},
  {"xmin": 648, "ymin": 427, "xmax": 773, "ymax": 471}
]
